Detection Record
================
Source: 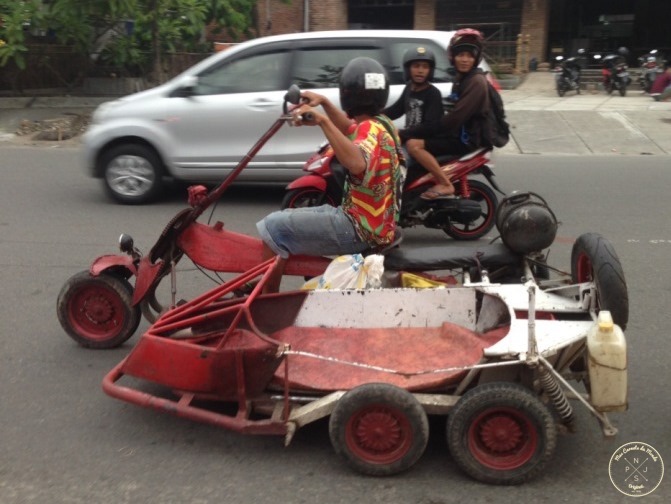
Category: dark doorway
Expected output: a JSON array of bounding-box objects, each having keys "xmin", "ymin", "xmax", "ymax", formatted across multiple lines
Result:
[
  {"xmin": 348, "ymin": 0, "xmax": 414, "ymax": 30},
  {"xmin": 548, "ymin": 0, "xmax": 669, "ymax": 65}
]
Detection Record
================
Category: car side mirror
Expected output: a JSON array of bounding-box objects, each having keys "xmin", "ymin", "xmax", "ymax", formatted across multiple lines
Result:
[{"xmin": 172, "ymin": 75, "xmax": 199, "ymax": 98}]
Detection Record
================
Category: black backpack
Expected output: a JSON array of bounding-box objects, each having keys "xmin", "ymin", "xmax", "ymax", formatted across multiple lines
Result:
[{"xmin": 486, "ymin": 82, "xmax": 510, "ymax": 148}]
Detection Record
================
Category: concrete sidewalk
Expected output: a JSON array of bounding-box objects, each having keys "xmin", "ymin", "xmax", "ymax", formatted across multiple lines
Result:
[
  {"xmin": 1, "ymin": 72, "xmax": 670, "ymax": 154},
  {"xmin": 499, "ymin": 71, "xmax": 671, "ymax": 155}
]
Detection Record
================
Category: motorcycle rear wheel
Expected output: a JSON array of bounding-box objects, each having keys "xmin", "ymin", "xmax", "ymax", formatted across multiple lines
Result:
[
  {"xmin": 281, "ymin": 188, "xmax": 336, "ymax": 209},
  {"xmin": 443, "ymin": 180, "xmax": 498, "ymax": 241},
  {"xmin": 618, "ymin": 85, "xmax": 627, "ymax": 97}
]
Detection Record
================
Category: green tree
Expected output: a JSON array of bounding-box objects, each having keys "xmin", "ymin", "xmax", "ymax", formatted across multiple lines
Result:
[{"xmin": 1, "ymin": 0, "xmax": 269, "ymax": 83}]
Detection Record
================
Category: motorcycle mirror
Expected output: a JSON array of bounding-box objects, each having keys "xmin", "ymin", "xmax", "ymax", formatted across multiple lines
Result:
[
  {"xmin": 119, "ymin": 234, "xmax": 134, "ymax": 254},
  {"xmin": 284, "ymin": 85, "xmax": 302, "ymax": 105}
]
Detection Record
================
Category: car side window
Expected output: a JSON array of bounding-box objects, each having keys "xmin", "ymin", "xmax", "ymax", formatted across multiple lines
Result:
[
  {"xmin": 195, "ymin": 49, "xmax": 291, "ymax": 95},
  {"xmin": 388, "ymin": 40, "xmax": 453, "ymax": 84},
  {"xmin": 291, "ymin": 45, "xmax": 386, "ymax": 89}
]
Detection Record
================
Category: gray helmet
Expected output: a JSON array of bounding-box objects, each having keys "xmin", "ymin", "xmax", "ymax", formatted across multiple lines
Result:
[
  {"xmin": 339, "ymin": 57, "xmax": 389, "ymax": 117},
  {"xmin": 402, "ymin": 46, "xmax": 436, "ymax": 82}
]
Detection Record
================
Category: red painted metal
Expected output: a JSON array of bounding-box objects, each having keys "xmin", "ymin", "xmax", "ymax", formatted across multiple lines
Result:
[
  {"xmin": 131, "ymin": 256, "xmax": 165, "ymax": 306},
  {"xmin": 90, "ymin": 254, "xmax": 136, "ymax": 277},
  {"xmin": 269, "ymin": 325, "xmax": 508, "ymax": 392},
  {"xmin": 177, "ymin": 222, "xmax": 330, "ymax": 278},
  {"xmin": 345, "ymin": 404, "xmax": 413, "ymax": 464},
  {"xmin": 468, "ymin": 407, "xmax": 538, "ymax": 470},
  {"xmin": 66, "ymin": 280, "xmax": 129, "ymax": 341}
]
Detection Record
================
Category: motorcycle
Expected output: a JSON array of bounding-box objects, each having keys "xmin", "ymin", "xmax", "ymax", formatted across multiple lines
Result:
[
  {"xmin": 638, "ymin": 49, "xmax": 664, "ymax": 94},
  {"xmin": 553, "ymin": 55, "xmax": 581, "ymax": 97},
  {"xmin": 56, "ymin": 85, "xmax": 627, "ymax": 352},
  {"xmin": 601, "ymin": 53, "xmax": 631, "ymax": 96},
  {"xmin": 282, "ymin": 142, "xmax": 505, "ymax": 241}
]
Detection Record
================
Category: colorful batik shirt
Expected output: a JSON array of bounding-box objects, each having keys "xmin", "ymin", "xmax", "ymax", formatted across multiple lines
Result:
[{"xmin": 341, "ymin": 115, "xmax": 402, "ymax": 246}]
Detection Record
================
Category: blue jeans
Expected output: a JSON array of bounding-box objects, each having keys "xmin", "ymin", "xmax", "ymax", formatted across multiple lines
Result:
[{"xmin": 256, "ymin": 205, "xmax": 370, "ymax": 259}]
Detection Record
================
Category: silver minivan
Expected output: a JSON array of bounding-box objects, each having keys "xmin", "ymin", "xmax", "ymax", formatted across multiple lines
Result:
[{"xmin": 84, "ymin": 30, "xmax": 493, "ymax": 204}]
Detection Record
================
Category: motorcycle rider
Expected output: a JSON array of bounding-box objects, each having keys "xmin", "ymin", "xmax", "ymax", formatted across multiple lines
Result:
[
  {"xmin": 256, "ymin": 57, "xmax": 403, "ymax": 293},
  {"xmin": 383, "ymin": 46, "xmax": 444, "ymax": 129},
  {"xmin": 564, "ymin": 48, "xmax": 585, "ymax": 92},
  {"xmin": 399, "ymin": 28, "xmax": 491, "ymax": 200}
]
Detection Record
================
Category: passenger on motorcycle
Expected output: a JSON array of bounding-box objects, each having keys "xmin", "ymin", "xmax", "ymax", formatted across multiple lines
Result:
[
  {"xmin": 399, "ymin": 28, "xmax": 490, "ymax": 201},
  {"xmin": 383, "ymin": 46, "xmax": 444, "ymax": 129},
  {"xmin": 256, "ymin": 57, "xmax": 403, "ymax": 292}
]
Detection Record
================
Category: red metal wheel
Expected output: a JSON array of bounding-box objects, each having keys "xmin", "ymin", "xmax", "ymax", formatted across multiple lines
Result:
[
  {"xmin": 467, "ymin": 407, "xmax": 537, "ymax": 471},
  {"xmin": 447, "ymin": 382, "xmax": 557, "ymax": 485},
  {"xmin": 329, "ymin": 383, "xmax": 428, "ymax": 476},
  {"xmin": 57, "ymin": 271, "xmax": 141, "ymax": 349}
]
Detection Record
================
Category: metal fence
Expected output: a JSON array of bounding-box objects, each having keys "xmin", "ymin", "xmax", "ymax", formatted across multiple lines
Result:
[{"xmin": 0, "ymin": 45, "xmax": 210, "ymax": 94}]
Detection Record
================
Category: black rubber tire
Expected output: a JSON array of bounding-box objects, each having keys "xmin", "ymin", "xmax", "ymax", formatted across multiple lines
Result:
[
  {"xmin": 444, "ymin": 179, "xmax": 498, "ymax": 241},
  {"xmin": 556, "ymin": 83, "xmax": 566, "ymax": 97},
  {"xmin": 57, "ymin": 271, "xmax": 141, "ymax": 349},
  {"xmin": 280, "ymin": 187, "xmax": 336, "ymax": 210},
  {"xmin": 618, "ymin": 85, "xmax": 627, "ymax": 97},
  {"xmin": 570, "ymin": 232, "xmax": 629, "ymax": 330},
  {"xmin": 101, "ymin": 144, "xmax": 165, "ymax": 204},
  {"xmin": 329, "ymin": 383, "xmax": 429, "ymax": 476},
  {"xmin": 447, "ymin": 382, "xmax": 557, "ymax": 485}
]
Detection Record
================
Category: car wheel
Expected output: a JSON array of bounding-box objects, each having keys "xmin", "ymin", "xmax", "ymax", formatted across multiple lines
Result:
[{"xmin": 101, "ymin": 144, "xmax": 165, "ymax": 204}]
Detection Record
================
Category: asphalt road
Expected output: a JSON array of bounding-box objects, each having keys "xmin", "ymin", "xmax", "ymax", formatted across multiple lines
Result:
[{"xmin": 0, "ymin": 146, "xmax": 669, "ymax": 503}]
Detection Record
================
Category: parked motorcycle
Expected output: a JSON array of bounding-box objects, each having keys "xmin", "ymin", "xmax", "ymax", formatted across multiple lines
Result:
[
  {"xmin": 638, "ymin": 49, "xmax": 664, "ymax": 94},
  {"xmin": 553, "ymin": 55, "xmax": 582, "ymax": 96},
  {"xmin": 282, "ymin": 143, "xmax": 505, "ymax": 240},
  {"xmin": 601, "ymin": 49, "xmax": 631, "ymax": 96}
]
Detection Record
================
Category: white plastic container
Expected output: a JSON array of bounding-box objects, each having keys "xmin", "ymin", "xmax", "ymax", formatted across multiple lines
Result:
[{"xmin": 587, "ymin": 311, "xmax": 628, "ymax": 412}]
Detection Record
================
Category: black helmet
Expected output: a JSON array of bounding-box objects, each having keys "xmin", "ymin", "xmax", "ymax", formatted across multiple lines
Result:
[
  {"xmin": 339, "ymin": 57, "xmax": 389, "ymax": 117},
  {"xmin": 448, "ymin": 28, "xmax": 485, "ymax": 66},
  {"xmin": 402, "ymin": 46, "xmax": 436, "ymax": 82}
]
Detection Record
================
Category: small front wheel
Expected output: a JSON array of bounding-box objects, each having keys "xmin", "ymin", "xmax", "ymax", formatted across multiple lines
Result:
[
  {"xmin": 447, "ymin": 382, "xmax": 557, "ymax": 485},
  {"xmin": 57, "ymin": 271, "xmax": 141, "ymax": 349},
  {"xmin": 329, "ymin": 383, "xmax": 429, "ymax": 476}
]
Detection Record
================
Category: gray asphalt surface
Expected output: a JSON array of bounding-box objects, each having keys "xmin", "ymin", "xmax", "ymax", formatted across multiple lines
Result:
[{"xmin": 1, "ymin": 71, "xmax": 670, "ymax": 154}]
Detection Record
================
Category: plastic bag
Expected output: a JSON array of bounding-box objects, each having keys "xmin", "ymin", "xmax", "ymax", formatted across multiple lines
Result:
[{"xmin": 302, "ymin": 254, "xmax": 384, "ymax": 290}]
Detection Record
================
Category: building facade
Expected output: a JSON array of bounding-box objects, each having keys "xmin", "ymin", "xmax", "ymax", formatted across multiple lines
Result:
[{"xmin": 255, "ymin": 0, "xmax": 669, "ymax": 67}]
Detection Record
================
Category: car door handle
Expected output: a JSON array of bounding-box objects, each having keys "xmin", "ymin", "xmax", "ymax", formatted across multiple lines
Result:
[{"xmin": 249, "ymin": 99, "xmax": 280, "ymax": 109}]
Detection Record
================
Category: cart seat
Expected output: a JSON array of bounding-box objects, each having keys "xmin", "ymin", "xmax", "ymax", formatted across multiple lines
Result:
[
  {"xmin": 270, "ymin": 322, "xmax": 508, "ymax": 392},
  {"xmin": 383, "ymin": 242, "xmax": 519, "ymax": 272}
]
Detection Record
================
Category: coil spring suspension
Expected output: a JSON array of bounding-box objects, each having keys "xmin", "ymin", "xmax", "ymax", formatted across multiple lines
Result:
[{"xmin": 540, "ymin": 367, "xmax": 576, "ymax": 432}]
